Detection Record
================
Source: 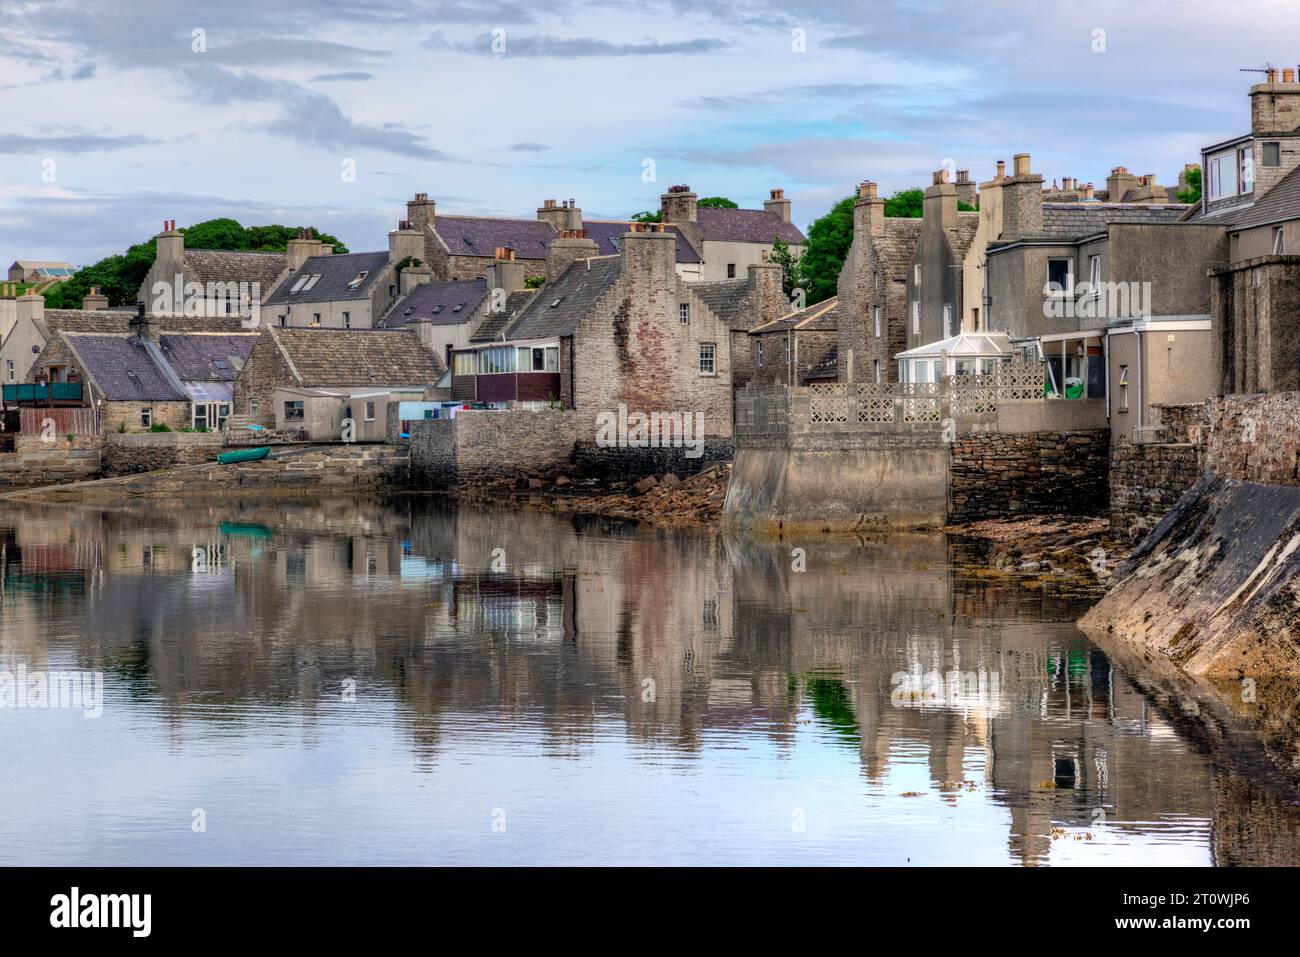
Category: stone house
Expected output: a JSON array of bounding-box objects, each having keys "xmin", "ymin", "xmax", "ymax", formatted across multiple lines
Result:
[
  {"xmin": 379, "ymin": 247, "xmax": 534, "ymax": 369},
  {"xmin": 836, "ymin": 181, "xmax": 923, "ymax": 386},
  {"xmin": 232, "ymin": 327, "xmax": 444, "ymax": 437},
  {"xmin": 137, "ymin": 220, "xmax": 288, "ymax": 324},
  {"xmin": 982, "ymin": 152, "xmax": 1217, "ymax": 437},
  {"xmin": 26, "ymin": 311, "xmax": 258, "ymax": 435},
  {"xmin": 658, "ymin": 186, "xmax": 806, "ymax": 282},
  {"xmin": 447, "ymin": 223, "xmax": 739, "ymax": 438},
  {"xmin": 748, "ymin": 298, "xmax": 838, "ymax": 387},
  {"xmin": 1, "ymin": 288, "xmax": 135, "ymax": 384},
  {"xmin": 407, "ymin": 192, "xmax": 704, "ymax": 283},
  {"xmin": 680, "ymin": 256, "xmax": 786, "ymax": 390},
  {"xmin": 1193, "ymin": 71, "xmax": 1300, "ymax": 395},
  {"xmin": 904, "ymin": 170, "xmax": 983, "ymax": 352},
  {"xmin": 261, "ymin": 222, "xmax": 427, "ymax": 330}
]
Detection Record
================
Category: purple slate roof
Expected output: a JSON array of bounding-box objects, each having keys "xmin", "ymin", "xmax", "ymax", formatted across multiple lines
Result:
[
  {"xmin": 382, "ymin": 279, "xmax": 488, "ymax": 328},
  {"xmin": 695, "ymin": 207, "xmax": 805, "ymax": 244},
  {"xmin": 434, "ymin": 215, "xmax": 556, "ymax": 261},
  {"xmin": 583, "ymin": 221, "xmax": 702, "ymax": 263},
  {"xmin": 63, "ymin": 334, "xmax": 185, "ymax": 402},
  {"xmin": 158, "ymin": 333, "xmax": 258, "ymax": 381}
]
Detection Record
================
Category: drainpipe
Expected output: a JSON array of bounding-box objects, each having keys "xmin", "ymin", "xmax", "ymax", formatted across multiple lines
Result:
[
  {"xmin": 1103, "ymin": 332, "xmax": 1111, "ymax": 419},
  {"xmin": 1135, "ymin": 329, "xmax": 1144, "ymax": 430}
]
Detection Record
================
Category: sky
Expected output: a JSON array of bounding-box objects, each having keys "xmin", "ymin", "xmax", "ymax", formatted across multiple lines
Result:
[{"xmin": 1, "ymin": 0, "xmax": 1297, "ymax": 267}]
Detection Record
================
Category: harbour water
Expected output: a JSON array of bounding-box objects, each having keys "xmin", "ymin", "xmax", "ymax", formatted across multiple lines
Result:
[{"xmin": 0, "ymin": 496, "xmax": 1295, "ymax": 865}]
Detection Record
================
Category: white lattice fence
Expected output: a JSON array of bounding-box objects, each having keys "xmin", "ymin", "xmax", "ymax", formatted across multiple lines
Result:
[{"xmin": 808, "ymin": 383, "xmax": 848, "ymax": 424}]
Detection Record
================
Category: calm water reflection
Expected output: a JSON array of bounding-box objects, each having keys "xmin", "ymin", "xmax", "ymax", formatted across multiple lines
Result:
[{"xmin": 0, "ymin": 496, "xmax": 1296, "ymax": 866}]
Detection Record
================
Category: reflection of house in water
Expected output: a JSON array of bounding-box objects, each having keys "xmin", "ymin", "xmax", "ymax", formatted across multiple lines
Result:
[{"xmin": 452, "ymin": 574, "xmax": 569, "ymax": 642}]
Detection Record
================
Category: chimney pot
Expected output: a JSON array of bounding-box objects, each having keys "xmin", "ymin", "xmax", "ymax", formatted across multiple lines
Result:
[
  {"xmin": 996, "ymin": 160, "xmax": 1006, "ymax": 180},
  {"xmin": 1013, "ymin": 153, "xmax": 1031, "ymax": 177},
  {"xmin": 1285, "ymin": 68, "xmax": 1296, "ymax": 83}
]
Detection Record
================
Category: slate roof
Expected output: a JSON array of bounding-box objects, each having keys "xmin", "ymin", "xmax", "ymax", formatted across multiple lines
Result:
[
  {"xmin": 951, "ymin": 212, "xmax": 981, "ymax": 263},
  {"xmin": 992, "ymin": 203, "xmax": 1191, "ymax": 245},
  {"xmin": 158, "ymin": 333, "xmax": 258, "ymax": 382},
  {"xmin": 804, "ymin": 344, "xmax": 838, "ymax": 380},
  {"xmin": 750, "ymin": 297, "xmax": 838, "ymax": 334},
  {"xmin": 694, "ymin": 207, "xmax": 806, "ymax": 244},
  {"xmin": 264, "ymin": 251, "xmax": 389, "ymax": 306},
  {"xmin": 183, "ymin": 249, "xmax": 287, "ymax": 294},
  {"xmin": 583, "ymin": 221, "xmax": 703, "ymax": 263},
  {"xmin": 471, "ymin": 289, "xmax": 538, "ymax": 343},
  {"xmin": 267, "ymin": 327, "xmax": 443, "ymax": 386},
  {"xmin": 1192, "ymin": 165, "xmax": 1300, "ymax": 230},
  {"xmin": 688, "ymin": 277, "xmax": 753, "ymax": 331},
  {"xmin": 382, "ymin": 279, "xmax": 487, "ymax": 328},
  {"xmin": 62, "ymin": 334, "xmax": 185, "ymax": 402},
  {"xmin": 501, "ymin": 256, "xmax": 621, "ymax": 341},
  {"xmin": 40, "ymin": 309, "xmax": 135, "ymax": 335},
  {"xmin": 433, "ymin": 215, "xmax": 556, "ymax": 261}
]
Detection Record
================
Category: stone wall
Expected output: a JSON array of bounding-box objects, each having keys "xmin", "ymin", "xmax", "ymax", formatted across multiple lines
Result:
[
  {"xmin": 409, "ymin": 409, "xmax": 594, "ymax": 488},
  {"xmin": 102, "ymin": 431, "xmax": 225, "ymax": 477},
  {"xmin": 5, "ymin": 444, "xmax": 408, "ymax": 503},
  {"xmin": 0, "ymin": 435, "xmax": 101, "ymax": 489},
  {"xmin": 1109, "ymin": 435, "xmax": 1202, "ymax": 540},
  {"xmin": 1204, "ymin": 391, "xmax": 1300, "ymax": 485},
  {"xmin": 949, "ymin": 429, "xmax": 1110, "ymax": 522},
  {"xmin": 573, "ymin": 440, "xmax": 733, "ymax": 479}
]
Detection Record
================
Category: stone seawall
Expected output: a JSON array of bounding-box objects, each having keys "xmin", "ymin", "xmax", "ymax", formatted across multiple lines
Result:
[
  {"xmin": 408, "ymin": 409, "xmax": 732, "ymax": 488},
  {"xmin": 102, "ymin": 432, "xmax": 225, "ymax": 477},
  {"xmin": 0, "ymin": 436, "xmax": 101, "ymax": 489},
  {"xmin": 949, "ymin": 429, "xmax": 1109, "ymax": 522},
  {"xmin": 1204, "ymin": 391, "xmax": 1300, "ymax": 485},
  {"xmin": 1109, "ymin": 437, "xmax": 1203, "ymax": 541},
  {"xmin": 3, "ymin": 445, "xmax": 407, "ymax": 503}
]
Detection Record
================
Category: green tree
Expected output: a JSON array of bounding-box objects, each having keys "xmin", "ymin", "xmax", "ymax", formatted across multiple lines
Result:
[
  {"xmin": 769, "ymin": 235, "xmax": 802, "ymax": 300},
  {"xmin": 797, "ymin": 195, "xmax": 855, "ymax": 305},
  {"xmin": 42, "ymin": 220, "xmax": 349, "ymax": 309},
  {"xmin": 883, "ymin": 188, "xmax": 924, "ymax": 218},
  {"xmin": 1175, "ymin": 166, "xmax": 1202, "ymax": 204},
  {"xmin": 697, "ymin": 196, "xmax": 737, "ymax": 208},
  {"xmin": 629, "ymin": 209, "xmax": 662, "ymax": 223}
]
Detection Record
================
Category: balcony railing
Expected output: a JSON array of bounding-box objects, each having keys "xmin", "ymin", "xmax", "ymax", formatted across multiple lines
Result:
[{"xmin": 2, "ymin": 382, "xmax": 84, "ymax": 403}]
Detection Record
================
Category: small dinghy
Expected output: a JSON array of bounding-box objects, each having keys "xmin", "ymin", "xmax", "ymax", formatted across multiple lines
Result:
[{"xmin": 217, "ymin": 446, "xmax": 270, "ymax": 465}]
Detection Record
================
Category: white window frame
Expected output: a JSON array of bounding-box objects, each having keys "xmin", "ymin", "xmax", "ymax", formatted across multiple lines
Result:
[
  {"xmin": 699, "ymin": 342, "xmax": 716, "ymax": 376},
  {"xmin": 911, "ymin": 300, "xmax": 920, "ymax": 334},
  {"xmin": 1273, "ymin": 226, "xmax": 1285, "ymax": 255},
  {"xmin": 679, "ymin": 303, "xmax": 689, "ymax": 324},
  {"xmin": 942, "ymin": 303, "xmax": 952, "ymax": 339},
  {"xmin": 364, "ymin": 400, "xmax": 376, "ymax": 422},
  {"xmin": 873, "ymin": 304, "xmax": 881, "ymax": 337}
]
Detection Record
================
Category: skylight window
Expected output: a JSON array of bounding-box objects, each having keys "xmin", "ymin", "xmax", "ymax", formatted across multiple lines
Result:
[
  {"xmin": 290, "ymin": 275, "xmax": 310, "ymax": 294},
  {"xmin": 346, "ymin": 271, "xmax": 368, "ymax": 290},
  {"xmin": 550, "ymin": 297, "xmax": 564, "ymax": 308},
  {"xmin": 453, "ymin": 303, "xmax": 464, "ymax": 312},
  {"xmin": 302, "ymin": 274, "xmax": 322, "ymax": 291},
  {"xmin": 431, "ymin": 305, "xmax": 443, "ymax": 314}
]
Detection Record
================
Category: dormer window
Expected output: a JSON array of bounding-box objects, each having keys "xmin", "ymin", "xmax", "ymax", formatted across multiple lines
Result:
[{"xmin": 346, "ymin": 271, "xmax": 367, "ymax": 290}]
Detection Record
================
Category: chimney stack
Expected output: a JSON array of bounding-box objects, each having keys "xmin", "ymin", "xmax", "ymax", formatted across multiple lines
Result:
[
  {"xmin": 1000, "ymin": 153, "xmax": 1044, "ymax": 241},
  {"xmin": 156, "ymin": 219, "xmax": 183, "ymax": 263},
  {"xmin": 130, "ymin": 300, "xmax": 161, "ymax": 343},
  {"xmin": 484, "ymin": 247, "xmax": 527, "ymax": 307},
  {"xmin": 924, "ymin": 168, "xmax": 958, "ymax": 229},
  {"xmin": 544, "ymin": 228, "xmax": 599, "ymax": 284},
  {"xmin": 1106, "ymin": 166, "xmax": 1140, "ymax": 203},
  {"xmin": 406, "ymin": 192, "xmax": 435, "ymax": 233},
  {"xmin": 286, "ymin": 228, "xmax": 324, "ymax": 272},
  {"xmin": 619, "ymin": 221, "xmax": 677, "ymax": 281},
  {"xmin": 954, "ymin": 170, "xmax": 977, "ymax": 207},
  {"xmin": 1251, "ymin": 68, "xmax": 1300, "ymax": 136},
  {"xmin": 764, "ymin": 187, "xmax": 792, "ymax": 223},
  {"xmin": 82, "ymin": 286, "xmax": 109, "ymax": 310},
  {"xmin": 389, "ymin": 219, "xmax": 424, "ymax": 266},
  {"xmin": 854, "ymin": 180, "xmax": 886, "ymax": 239},
  {"xmin": 15, "ymin": 289, "xmax": 43, "ymax": 327},
  {"xmin": 537, "ymin": 198, "xmax": 566, "ymax": 231},
  {"xmin": 660, "ymin": 185, "xmax": 698, "ymax": 224}
]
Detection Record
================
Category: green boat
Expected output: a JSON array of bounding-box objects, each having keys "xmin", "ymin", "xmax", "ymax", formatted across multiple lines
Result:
[{"xmin": 217, "ymin": 446, "xmax": 271, "ymax": 465}]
